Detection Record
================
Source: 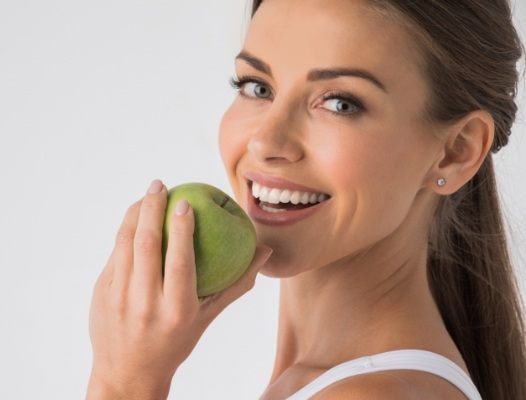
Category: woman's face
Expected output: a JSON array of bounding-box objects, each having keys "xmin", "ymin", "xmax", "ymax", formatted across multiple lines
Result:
[{"xmin": 219, "ymin": 0, "xmax": 442, "ymax": 278}]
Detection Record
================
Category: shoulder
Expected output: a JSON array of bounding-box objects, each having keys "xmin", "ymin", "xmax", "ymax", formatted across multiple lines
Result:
[{"xmin": 310, "ymin": 370, "xmax": 468, "ymax": 400}]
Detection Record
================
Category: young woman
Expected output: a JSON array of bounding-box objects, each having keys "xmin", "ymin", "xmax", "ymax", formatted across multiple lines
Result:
[{"xmin": 86, "ymin": 0, "xmax": 526, "ymax": 399}]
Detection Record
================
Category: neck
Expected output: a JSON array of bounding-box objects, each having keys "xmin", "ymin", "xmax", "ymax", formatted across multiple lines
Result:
[{"xmin": 268, "ymin": 230, "xmax": 445, "ymax": 383}]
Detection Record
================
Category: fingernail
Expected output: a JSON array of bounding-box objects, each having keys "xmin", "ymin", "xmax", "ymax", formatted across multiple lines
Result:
[
  {"xmin": 175, "ymin": 199, "xmax": 189, "ymax": 216},
  {"xmin": 148, "ymin": 179, "xmax": 163, "ymax": 194}
]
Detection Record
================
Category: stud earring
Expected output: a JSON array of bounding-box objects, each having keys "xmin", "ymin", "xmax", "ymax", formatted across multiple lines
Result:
[{"xmin": 437, "ymin": 177, "xmax": 446, "ymax": 187}]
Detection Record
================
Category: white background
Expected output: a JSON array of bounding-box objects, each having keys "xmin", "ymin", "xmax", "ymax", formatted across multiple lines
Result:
[{"xmin": 0, "ymin": 1, "xmax": 524, "ymax": 399}]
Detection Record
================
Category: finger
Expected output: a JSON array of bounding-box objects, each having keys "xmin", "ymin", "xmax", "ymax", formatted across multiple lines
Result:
[
  {"xmin": 109, "ymin": 199, "xmax": 142, "ymax": 293},
  {"xmin": 130, "ymin": 179, "xmax": 167, "ymax": 298},
  {"xmin": 198, "ymin": 245, "xmax": 273, "ymax": 324},
  {"xmin": 163, "ymin": 199, "xmax": 198, "ymax": 311}
]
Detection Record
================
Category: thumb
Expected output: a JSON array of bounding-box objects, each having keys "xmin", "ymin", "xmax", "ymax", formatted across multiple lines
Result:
[
  {"xmin": 197, "ymin": 245, "xmax": 273, "ymax": 322},
  {"xmin": 249, "ymin": 245, "xmax": 274, "ymax": 274}
]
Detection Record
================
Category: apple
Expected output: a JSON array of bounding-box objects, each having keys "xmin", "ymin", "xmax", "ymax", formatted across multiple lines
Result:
[{"xmin": 161, "ymin": 182, "xmax": 257, "ymax": 297}]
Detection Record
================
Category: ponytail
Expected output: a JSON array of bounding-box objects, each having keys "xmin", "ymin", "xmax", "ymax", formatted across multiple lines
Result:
[{"xmin": 428, "ymin": 156, "xmax": 526, "ymax": 399}]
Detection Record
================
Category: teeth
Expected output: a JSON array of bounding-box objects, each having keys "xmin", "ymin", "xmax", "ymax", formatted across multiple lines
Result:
[
  {"xmin": 279, "ymin": 190, "xmax": 291, "ymax": 203},
  {"xmin": 290, "ymin": 191, "xmax": 301, "ymax": 205},
  {"xmin": 268, "ymin": 188, "xmax": 281, "ymax": 204},
  {"xmin": 259, "ymin": 186, "xmax": 270, "ymax": 202},
  {"xmin": 251, "ymin": 182, "xmax": 259, "ymax": 198},
  {"xmin": 251, "ymin": 181, "xmax": 329, "ymax": 204},
  {"xmin": 259, "ymin": 203, "xmax": 287, "ymax": 213}
]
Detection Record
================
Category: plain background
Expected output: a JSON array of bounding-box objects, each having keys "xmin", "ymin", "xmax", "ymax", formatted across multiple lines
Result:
[{"xmin": 0, "ymin": 1, "xmax": 524, "ymax": 398}]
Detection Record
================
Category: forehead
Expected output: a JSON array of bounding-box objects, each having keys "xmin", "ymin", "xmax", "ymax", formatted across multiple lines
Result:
[{"xmin": 242, "ymin": 0, "xmax": 425, "ymax": 91}]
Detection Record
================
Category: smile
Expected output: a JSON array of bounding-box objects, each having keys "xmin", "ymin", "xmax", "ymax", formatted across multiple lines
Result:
[
  {"xmin": 252, "ymin": 181, "xmax": 330, "ymax": 211},
  {"xmin": 245, "ymin": 178, "xmax": 331, "ymax": 226}
]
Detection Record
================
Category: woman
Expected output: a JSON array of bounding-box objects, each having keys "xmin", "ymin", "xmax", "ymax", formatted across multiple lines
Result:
[{"xmin": 86, "ymin": 0, "xmax": 526, "ymax": 399}]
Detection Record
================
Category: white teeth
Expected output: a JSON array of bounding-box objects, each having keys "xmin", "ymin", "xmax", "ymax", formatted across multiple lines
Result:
[
  {"xmin": 251, "ymin": 181, "xmax": 329, "ymax": 205},
  {"xmin": 279, "ymin": 190, "xmax": 291, "ymax": 203},
  {"xmin": 259, "ymin": 186, "xmax": 270, "ymax": 202},
  {"xmin": 252, "ymin": 182, "xmax": 260, "ymax": 198},
  {"xmin": 290, "ymin": 191, "xmax": 301, "ymax": 205},
  {"xmin": 268, "ymin": 188, "xmax": 281, "ymax": 204},
  {"xmin": 259, "ymin": 203, "xmax": 287, "ymax": 213}
]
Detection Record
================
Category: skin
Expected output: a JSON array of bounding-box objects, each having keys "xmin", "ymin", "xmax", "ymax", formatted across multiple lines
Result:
[
  {"xmin": 219, "ymin": 0, "xmax": 494, "ymax": 398},
  {"xmin": 86, "ymin": 183, "xmax": 273, "ymax": 400},
  {"xmin": 86, "ymin": 0, "xmax": 494, "ymax": 398}
]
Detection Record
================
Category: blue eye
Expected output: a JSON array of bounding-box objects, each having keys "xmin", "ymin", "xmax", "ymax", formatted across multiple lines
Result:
[
  {"xmin": 322, "ymin": 93, "xmax": 364, "ymax": 116},
  {"xmin": 229, "ymin": 76, "xmax": 272, "ymax": 99},
  {"xmin": 229, "ymin": 75, "xmax": 366, "ymax": 118}
]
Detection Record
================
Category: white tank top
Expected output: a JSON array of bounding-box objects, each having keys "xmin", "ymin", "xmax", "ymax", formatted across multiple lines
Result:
[{"xmin": 285, "ymin": 349, "xmax": 482, "ymax": 400}]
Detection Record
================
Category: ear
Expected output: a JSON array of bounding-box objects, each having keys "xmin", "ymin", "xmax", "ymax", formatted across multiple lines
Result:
[{"xmin": 427, "ymin": 109, "xmax": 495, "ymax": 195}]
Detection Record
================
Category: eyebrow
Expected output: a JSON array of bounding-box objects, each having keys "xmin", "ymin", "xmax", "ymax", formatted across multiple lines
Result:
[{"xmin": 235, "ymin": 50, "xmax": 387, "ymax": 93}]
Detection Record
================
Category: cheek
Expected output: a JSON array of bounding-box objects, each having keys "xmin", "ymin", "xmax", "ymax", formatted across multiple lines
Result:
[
  {"xmin": 218, "ymin": 105, "xmax": 235, "ymax": 168},
  {"xmin": 218, "ymin": 103, "xmax": 249, "ymax": 199},
  {"xmin": 218, "ymin": 105, "xmax": 245, "ymax": 172},
  {"xmin": 326, "ymin": 132, "xmax": 419, "ymax": 240}
]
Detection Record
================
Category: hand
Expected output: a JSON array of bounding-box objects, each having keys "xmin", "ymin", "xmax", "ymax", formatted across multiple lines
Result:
[{"xmin": 86, "ymin": 179, "xmax": 273, "ymax": 400}]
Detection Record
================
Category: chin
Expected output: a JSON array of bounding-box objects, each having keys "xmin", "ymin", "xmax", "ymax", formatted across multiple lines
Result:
[{"xmin": 256, "ymin": 254, "xmax": 309, "ymax": 278}]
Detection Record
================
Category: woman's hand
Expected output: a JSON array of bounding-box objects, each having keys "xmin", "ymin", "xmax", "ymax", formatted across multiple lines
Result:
[{"xmin": 86, "ymin": 179, "xmax": 273, "ymax": 400}]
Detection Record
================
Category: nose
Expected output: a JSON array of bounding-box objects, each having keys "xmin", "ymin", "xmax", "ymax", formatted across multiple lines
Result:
[{"xmin": 247, "ymin": 105, "xmax": 305, "ymax": 164}]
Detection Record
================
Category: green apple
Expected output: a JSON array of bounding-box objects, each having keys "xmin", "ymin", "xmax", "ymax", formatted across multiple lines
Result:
[{"xmin": 161, "ymin": 182, "xmax": 257, "ymax": 297}]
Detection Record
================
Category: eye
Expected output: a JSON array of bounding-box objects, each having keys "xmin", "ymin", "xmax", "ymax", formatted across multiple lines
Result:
[
  {"xmin": 321, "ymin": 92, "xmax": 365, "ymax": 117},
  {"xmin": 229, "ymin": 76, "xmax": 366, "ymax": 118},
  {"xmin": 229, "ymin": 75, "xmax": 272, "ymax": 99}
]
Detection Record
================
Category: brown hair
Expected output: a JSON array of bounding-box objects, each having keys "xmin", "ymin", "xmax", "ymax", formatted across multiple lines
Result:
[{"xmin": 249, "ymin": 1, "xmax": 526, "ymax": 398}]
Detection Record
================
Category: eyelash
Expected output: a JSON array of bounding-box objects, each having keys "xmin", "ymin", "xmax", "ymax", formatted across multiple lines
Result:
[{"xmin": 228, "ymin": 75, "xmax": 366, "ymax": 118}]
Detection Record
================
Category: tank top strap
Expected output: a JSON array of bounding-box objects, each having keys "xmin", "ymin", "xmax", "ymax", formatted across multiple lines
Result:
[{"xmin": 285, "ymin": 349, "xmax": 482, "ymax": 400}]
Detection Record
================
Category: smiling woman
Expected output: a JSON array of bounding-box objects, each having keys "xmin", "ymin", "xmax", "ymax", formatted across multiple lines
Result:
[
  {"xmin": 85, "ymin": 1, "xmax": 525, "ymax": 399},
  {"xmin": 217, "ymin": 0, "xmax": 526, "ymax": 399}
]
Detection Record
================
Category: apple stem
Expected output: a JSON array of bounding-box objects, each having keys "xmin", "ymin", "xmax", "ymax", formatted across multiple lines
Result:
[{"xmin": 220, "ymin": 196, "xmax": 229, "ymax": 208}]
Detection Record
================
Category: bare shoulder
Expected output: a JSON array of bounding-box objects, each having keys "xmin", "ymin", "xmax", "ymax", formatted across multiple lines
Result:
[{"xmin": 310, "ymin": 370, "xmax": 469, "ymax": 400}]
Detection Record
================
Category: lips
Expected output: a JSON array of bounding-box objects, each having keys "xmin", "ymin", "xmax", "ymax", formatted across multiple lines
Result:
[{"xmin": 243, "ymin": 174, "xmax": 330, "ymax": 226}]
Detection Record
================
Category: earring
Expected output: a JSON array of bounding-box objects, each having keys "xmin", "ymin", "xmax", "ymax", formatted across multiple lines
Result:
[{"xmin": 437, "ymin": 177, "xmax": 446, "ymax": 187}]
